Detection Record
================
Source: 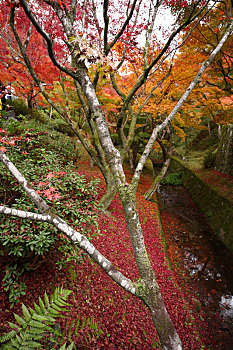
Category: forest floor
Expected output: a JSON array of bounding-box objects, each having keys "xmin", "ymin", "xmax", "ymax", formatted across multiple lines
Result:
[{"xmin": 0, "ymin": 130, "xmax": 232, "ymax": 349}]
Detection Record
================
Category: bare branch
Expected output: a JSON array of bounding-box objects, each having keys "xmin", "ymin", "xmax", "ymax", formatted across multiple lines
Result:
[
  {"xmin": 106, "ymin": 0, "xmax": 139, "ymax": 54},
  {"xmin": 70, "ymin": 0, "xmax": 78, "ymax": 22},
  {"xmin": 0, "ymin": 206, "xmax": 52, "ymax": 222},
  {"xmin": 143, "ymin": 0, "xmax": 162, "ymax": 69},
  {"xmin": 137, "ymin": 66, "xmax": 172, "ymax": 117},
  {"xmin": 24, "ymin": 22, "xmax": 32, "ymax": 48},
  {"xmin": 103, "ymin": 0, "xmax": 109, "ymax": 54},
  {"xmin": 121, "ymin": 1, "xmax": 212, "ymax": 112}
]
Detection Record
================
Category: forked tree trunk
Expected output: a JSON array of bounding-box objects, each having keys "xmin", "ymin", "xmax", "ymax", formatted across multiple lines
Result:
[
  {"xmin": 71, "ymin": 63, "xmax": 182, "ymax": 347},
  {"xmin": 99, "ymin": 174, "xmax": 117, "ymax": 209},
  {"xmin": 144, "ymin": 154, "xmax": 172, "ymax": 201},
  {"xmin": 73, "ymin": 20, "xmax": 233, "ymax": 344},
  {"xmin": 120, "ymin": 191, "xmax": 182, "ymax": 349}
]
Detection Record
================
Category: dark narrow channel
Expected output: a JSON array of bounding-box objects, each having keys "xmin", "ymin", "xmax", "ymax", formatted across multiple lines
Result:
[{"xmin": 158, "ymin": 185, "xmax": 233, "ymax": 349}]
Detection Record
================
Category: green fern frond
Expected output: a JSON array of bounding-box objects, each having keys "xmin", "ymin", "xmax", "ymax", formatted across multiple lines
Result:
[
  {"xmin": 38, "ymin": 297, "xmax": 46, "ymax": 314},
  {"xmin": 1, "ymin": 287, "xmax": 103, "ymax": 350},
  {"xmin": 21, "ymin": 304, "xmax": 31, "ymax": 322},
  {"xmin": 0, "ymin": 287, "xmax": 72, "ymax": 350},
  {"xmin": 44, "ymin": 291, "xmax": 50, "ymax": 308},
  {"xmin": 7, "ymin": 323, "xmax": 19, "ymax": 330},
  {"xmin": 0, "ymin": 331, "xmax": 18, "ymax": 344},
  {"xmin": 20, "ymin": 340, "xmax": 42, "ymax": 348},
  {"xmin": 1, "ymin": 343, "xmax": 16, "ymax": 350},
  {"xmin": 32, "ymin": 314, "xmax": 55, "ymax": 323},
  {"xmin": 13, "ymin": 314, "xmax": 27, "ymax": 328},
  {"xmin": 9, "ymin": 336, "xmax": 20, "ymax": 348},
  {"xmin": 74, "ymin": 317, "xmax": 80, "ymax": 334},
  {"xmin": 68, "ymin": 319, "xmax": 75, "ymax": 338},
  {"xmin": 59, "ymin": 342, "xmax": 74, "ymax": 350},
  {"xmin": 65, "ymin": 315, "xmax": 103, "ymax": 346},
  {"xmin": 33, "ymin": 303, "xmax": 43, "ymax": 316}
]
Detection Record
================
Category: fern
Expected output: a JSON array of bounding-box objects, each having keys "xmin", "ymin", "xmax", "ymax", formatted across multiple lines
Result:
[
  {"xmin": 0, "ymin": 287, "xmax": 72, "ymax": 350},
  {"xmin": 63, "ymin": 316, "xmax": 104, "ymax": 346},
  {"xmin": 1, "ymin": 287, "xmax": 104, "ymax": 350}
]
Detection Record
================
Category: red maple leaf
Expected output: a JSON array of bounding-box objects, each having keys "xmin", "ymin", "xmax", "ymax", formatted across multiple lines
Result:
[
  {"xmin": 46, "ymin": 172, "xmax": 55, "ymax": 179},
  {"xmin": 0, "ymin": 146, "xmax": 7, "ymax": 153},
  {"xmin": 53, "ymin": 192, "xmax": 62, "ymax": 200}
]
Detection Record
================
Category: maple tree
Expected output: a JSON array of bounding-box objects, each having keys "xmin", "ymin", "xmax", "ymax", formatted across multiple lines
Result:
[
  {"xmin": 0, "ymin": 10, "xmax": 58, "ymax": 111},
  {"xmin": 0, "ymin": 1, "xmax": 233, "ymax": 349},
  {"xmin": 170, "ymin": 0, "xmax": 233, "ymax": 174},
  {"xmin": 173, "ymin": 0, "xmax": 233, "ymax": 122}
]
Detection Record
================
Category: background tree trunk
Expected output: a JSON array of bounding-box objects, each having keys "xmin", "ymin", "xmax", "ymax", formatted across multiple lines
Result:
[{"xmin": 214, "ymin": 124, "xmax": 233, "ymax": 176}]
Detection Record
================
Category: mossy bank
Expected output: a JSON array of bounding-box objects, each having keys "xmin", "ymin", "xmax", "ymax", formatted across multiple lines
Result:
[{"xmin": 168, "ymin": 156, "xmax": 233, "ymax": 252}]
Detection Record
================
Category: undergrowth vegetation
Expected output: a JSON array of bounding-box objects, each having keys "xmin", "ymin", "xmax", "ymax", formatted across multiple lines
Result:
[
  {"xmin": 7, "ymin": 99, "xmax": 74, "ymax": 136},
  {"xmin": 0, "ymin": 287, "xmax": 103, "ymax": 350},
  {"xmin": 0, "ymin": 120, "xmax": 100, "ymax": 307},
  {"xmin": 161, "ymin": 172, "xmax": 183, "ymax": 186}
]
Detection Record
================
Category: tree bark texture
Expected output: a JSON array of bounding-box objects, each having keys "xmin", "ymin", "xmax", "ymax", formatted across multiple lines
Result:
[{"xmin": 214, "ymin": 124, "xmax": 233, "ymax": 176}]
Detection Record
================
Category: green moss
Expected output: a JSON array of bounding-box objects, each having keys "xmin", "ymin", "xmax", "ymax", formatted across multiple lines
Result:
[
  {"xmin": 161, "ymin": 172, "xmax": 183, "ymax": 185},
  {"xmin": 169, "ymin": 157, "xmax": 233, "ymax": 252}
]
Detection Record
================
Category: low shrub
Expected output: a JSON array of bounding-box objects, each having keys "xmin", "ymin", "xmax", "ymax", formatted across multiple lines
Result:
[
  {"xmin": 2, "ymin": 120, "xmax": 78, "ymax": 163},
  {"xmin": 47, "ymin": 118, "xmax": 74, "ymax": 136},
  {"xmin": 0, "ymin": 121, "xmax": 100, "ymax": 305},
  {"xmin": 31, "ymin": 108, "xmax": 50, "ymax": 123},
  {"xmin": 110, "ymin": 133, "xmax": 120, "ymax": 145},
  {"xmin": 7, "ymin": 98, "xmax": 29, "ymax": 117},
  {"xmin": 161, "ymin": 172, "xmax": 183, "ymax": 185}
]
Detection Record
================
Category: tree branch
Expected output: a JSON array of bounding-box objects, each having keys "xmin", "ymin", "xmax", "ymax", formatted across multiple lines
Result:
[
  {"xmin": 131, "ymin": 18, "xmax": 233, "ymax": 191},
  {"xmin": 120, "ymin": 0, "xmax": 211, "ymax": 114},
  {"xmin": 24, "ymin": 22, "xmax": 32, "ymax": 49},
  {"xmin": 19, "ymin": 0, "xmax": 77, "ymax": 79},
  {"xmin": 143, "ymin": 0, "xmax": 162, "ymax": 69},
  {"xmin": 106, "ymin": 0, "xmax": 139, "ymax": 54},
  {"xmin": 103, "ymin": 0, "xmax": 109, "ymax": 54},
  {"xmin": 0, "ymin": 151, "xmax": 137, "ymax": 296}
]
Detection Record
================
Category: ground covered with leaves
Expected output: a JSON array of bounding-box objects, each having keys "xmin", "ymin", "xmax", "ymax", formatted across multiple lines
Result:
[{"xmin": 0, "ymin": 122, "xmax": 231, "ymax": 349}]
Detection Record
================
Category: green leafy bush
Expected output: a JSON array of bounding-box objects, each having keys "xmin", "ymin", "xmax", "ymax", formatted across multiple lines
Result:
[
  {"xmin": 47, "ymin": 118, "xmax": 74, "ymax": 136},
  {"xmin": 2, "ymin": 120, "xmax": 78, "ymax": 163},
  {"xmin": 31, "ymin": 108, "xmax": 49, "ymax": 124},
  {"xmin": 2, "ymin": 264, "xmax": 27, "ymax": 307},
  {"xmin": 0, "ymin": 121, "xmax": 100, "ymax": 305},
  {"xmin": 161, "ymin": 172, "xmax": 183, "ymax": 185},
  {"xmin": 7, "ymin": 99, "xmax": 29, "ymax": 117},
  {"xmin": 110, "ymin": 133, "xmax": 119, "ymax": 145}
]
